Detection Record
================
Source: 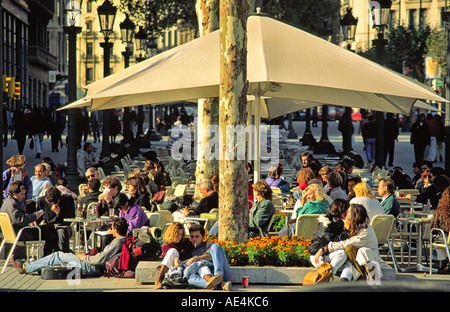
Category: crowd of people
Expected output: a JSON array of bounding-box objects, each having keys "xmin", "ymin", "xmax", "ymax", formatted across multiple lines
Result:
[{"xmin": 4, "ymin": 137, "xmax": 450, "ymax": 287}]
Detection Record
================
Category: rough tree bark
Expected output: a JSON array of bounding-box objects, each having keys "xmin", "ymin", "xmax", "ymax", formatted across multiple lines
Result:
[
  {"xmin": 218, "ymin": 0, "xmax": 249, "ymax": 242},
  {"xmin": 194, "ymin": 0, "xmax": 220, "ymax": 201}
]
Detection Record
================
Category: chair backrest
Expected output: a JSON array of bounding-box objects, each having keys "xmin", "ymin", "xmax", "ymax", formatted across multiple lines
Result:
[
  {"xmin": 209, "ymin": 208, "xmax": 219, "ymax": 214},
  {"xmin": 174, "ymin": 184, "xmax": 186, "ymax": 197},
  {"xmin": 79, "ymin": 183, "xmax": 87, "ymax": 196},
  {"xmin": 271, "ymin": 187, "xmax": 282, "ymax": 194},
  {"xmin": 0, "ymin": 212, "xmax": 17, "ymax": 243},
  {"xmin": 265, "ymin": 213, "xmax": 276, "ymax": 235},
  {"xmin": 97, "ymin": 167, "xmax": 106, "ymax": 180},
  {"xmin": 370, "ymin": 214, "xmax": 395, "ymax": 244},
  {"xmin": 295, "ymin": 214, "xmax": 323, "ymax": 240},
  {"xmin": 146, "ymin": 213, "xmax": 161, "ymax": 227},
  {"xmin": 156, "ymin": 210, "xmax": 173, "ymax": 228}
]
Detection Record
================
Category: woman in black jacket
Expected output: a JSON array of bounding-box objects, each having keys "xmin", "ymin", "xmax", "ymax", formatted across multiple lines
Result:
[{"xmin": 309, "ymin": 199, "xmax": 350, "ymax": 281}]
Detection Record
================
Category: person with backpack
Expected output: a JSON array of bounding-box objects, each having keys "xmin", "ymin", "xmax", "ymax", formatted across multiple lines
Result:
[{"xmin": 13, "ymin": 217, "xmax": 128, "ymax": 277}]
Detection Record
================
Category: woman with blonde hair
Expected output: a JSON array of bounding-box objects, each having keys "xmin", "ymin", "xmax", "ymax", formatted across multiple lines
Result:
[
  {"xmin": 279, "ymin": 183, "xmax": 329, "ymax": 236},
  {"xmin": 349, "ymin": 182, "xmax": 385, "ymax": 221},
  {"xmin": 2, "ymin": 155, "xmax": 32, "ymax": 206},
  {"xmin": 155, "ymin": 222, "xmax": 191, "ymax": 289}
]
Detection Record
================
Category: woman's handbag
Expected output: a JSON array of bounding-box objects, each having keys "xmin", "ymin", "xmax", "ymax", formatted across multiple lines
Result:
[
  {"xmin": 152, "ymin": 190, "xmax": 165, "ymax": 204},
  {"xmin": 302, "ymin": 262, "xmax": 333, "ymax": 286}
]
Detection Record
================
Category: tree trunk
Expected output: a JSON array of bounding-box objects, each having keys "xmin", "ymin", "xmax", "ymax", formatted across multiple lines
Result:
[
  {"xmin": 218, "ymin": 0, "xmax": 249, "ymax": 242},
  {"xmin": 194, "ymin": 0, "xmax": 220, "ymax": 201}
]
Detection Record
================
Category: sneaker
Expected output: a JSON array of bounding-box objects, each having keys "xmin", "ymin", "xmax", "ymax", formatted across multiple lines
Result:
[
  {"xmin": 206, "ymin": 274, "xmax": 223, "ymax": 289},
  {"xmin": 12, "ymin": 256, "xmax": 25, "ymax": 274}
]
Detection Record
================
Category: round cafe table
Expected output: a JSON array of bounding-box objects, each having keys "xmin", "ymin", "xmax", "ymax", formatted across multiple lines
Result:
[{"xmin": 400, "ymin": 217, "xmax": 437, "ymax": 274}]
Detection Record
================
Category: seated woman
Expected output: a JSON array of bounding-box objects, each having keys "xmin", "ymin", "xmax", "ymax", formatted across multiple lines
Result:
[
  {"xmin": 315, "ymin": 204, "xmax": 383, "ymax": 281},
  {"xmin": 279, "ymin": 183, "xmax": 329, "ymax": 237},
  {"xmin": 249, "ymin": 180, "xmax": 276, "ymax": 238},
  {"xmin": 265, "ymin": 162, "xmax": 290, "ymax": 194},
  {"xmin": 431, "ymin": 186, "xmax": 450, "ymax": 272},
  {"xmin": 154, "ymin": 222, "xmax": 192, "ymax": 289},
  {"xmin": 113, "ymin": 192, "xmax": 149, "ymax": 235},
  {"xmin": 126, "ymin": 176, "xmax": 152, "ymax": 211},
  {"xmin": 309, "ymin": 199, "xmax": 349, "ymax": 281},
  {"xmin": 349, "ymin": 182, "xmax": 385, "ymax": 221}
]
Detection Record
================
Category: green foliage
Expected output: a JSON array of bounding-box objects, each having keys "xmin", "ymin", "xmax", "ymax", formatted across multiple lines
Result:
[
  {"xmin": 385, "ymin": 25, "xmax": 431, "ymax": 82},
  {"xmin": 118, "ymin": 0, "xmax": 198, "ymax": 39},
  {"xmin": 426, "ymin": 27, "xmax": 447, "ymax": 73},
  {"xmin": 256, "ymin": 0, "xmax": 341, "ymax": 37}
]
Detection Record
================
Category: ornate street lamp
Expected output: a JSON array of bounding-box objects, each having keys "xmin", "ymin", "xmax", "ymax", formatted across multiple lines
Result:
[
  {"xmin": 313, "ymin": 21, "xmax": 334, "ymax": 154},
  {"xmin": 134, "ymin": 26, "xmax": 148, "ymax": 63},
  {"xmin": 120, "ymin": 14, "xmax": 135, "ymax": 144},
  {"xmin": 339, "ymin": 8, "xmax": 359, "ymax": 155},
  {"xmin": 370, "ymin": 0, "xmax": 392, "ymax": 168},
  {"xmin": 340, "ymin": 7, "xmax": 358, "ymax": 51},
  {"xmin": 97, "ymin": 0, "xmax": 117, "ymax": 171},
  {"xmin": 63, "ymin": 0, "xmax": 83, "ymax": 191}
]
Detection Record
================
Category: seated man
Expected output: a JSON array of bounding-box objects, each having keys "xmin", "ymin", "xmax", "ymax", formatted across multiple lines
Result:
[
  {"xmin": 377, "ymin": 178, "xmax": 400, "ymax": 218},
  {"xmin": 96, "ymin": 176, "xmax": 122, "ymax": 217},
  {"xmin": 180, "ymin": 179, "xmax": 218, "ymax": 217},
  {"xmin": 79, "ymin": 178, "xmax": 102, "ymax": 208},
  {"xmin": 29, "ymin": 164, "xmax": 52, "ymax": 206},
  {"xmin": 181, "ymin": 224, "xmax": 231, "ymax": 290},
  {"xmin": 160, "ymin": 224, "xmax": 231, "ymax": 290},
  {"xmin": 37, "ymin": 186, "xmax": 74, "ymax": 253},
  {"xmin": 14, "ymin": 217, "xmax": 128, "ymax": 277},
  {"xmin": 0, "ymin": 181, "xmax": 52, "ymax": 256}
]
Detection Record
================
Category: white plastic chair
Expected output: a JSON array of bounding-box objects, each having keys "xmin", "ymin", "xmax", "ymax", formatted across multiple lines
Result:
[{"xmin": 0, "ymin": 212, "xmax": 45, "ymax": 274}]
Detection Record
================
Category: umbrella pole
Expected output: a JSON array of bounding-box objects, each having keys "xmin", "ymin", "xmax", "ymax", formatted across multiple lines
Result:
[{"xmin": 254, "ymin": 84, "xmax": 261, "ymax": 182}]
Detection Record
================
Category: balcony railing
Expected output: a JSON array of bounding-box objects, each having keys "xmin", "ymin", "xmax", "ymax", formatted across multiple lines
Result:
[{"xmin": 28, "ymin": 46, "xmax": 58, "ymax": 70}]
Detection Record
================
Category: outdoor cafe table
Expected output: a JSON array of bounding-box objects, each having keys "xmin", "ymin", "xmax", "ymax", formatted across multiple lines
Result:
[
  {"xmin": 65, "ymin": 217, "xmax": 112, "ymax": 253},
  {"xmin": 399, "ymin": 216, "xmax": 437, "ymax": 273}
]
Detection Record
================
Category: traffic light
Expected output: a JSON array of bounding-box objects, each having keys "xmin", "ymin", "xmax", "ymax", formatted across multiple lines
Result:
[
  {"xmin": 5, "ymin": 77, "xmax": 14, "ymax": 98},
  {"xmin": 14, "ymin": 82, "xmax": 21, "ymax": 100}
]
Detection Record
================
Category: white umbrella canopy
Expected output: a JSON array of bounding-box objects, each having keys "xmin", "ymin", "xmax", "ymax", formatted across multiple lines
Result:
[{"xmin": 64, "ymin": 14, "xmax": 445, "ymax": 115}]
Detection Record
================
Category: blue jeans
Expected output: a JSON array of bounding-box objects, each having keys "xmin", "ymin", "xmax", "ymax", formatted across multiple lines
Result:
[
  {"xmin": 25, "ymin": 251, "xmax": 101, "ymax": 277},
  {"xmin": 365, "ymin": 138, "xmax": 376, "ymax": 163},
  {"xmin": 185, "ymin": 244, "xmax": 231, "ymax": 288}
]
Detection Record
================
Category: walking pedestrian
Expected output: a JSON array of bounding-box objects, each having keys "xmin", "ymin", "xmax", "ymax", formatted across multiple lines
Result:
[
  {"xmin": 410, "ymin": 113, "xmax": 431, "ymax": 163},
  {"xmin": 361, "ymin": 115, "xmax": 376, "ymax": 164},
  {"xmin": 425, "ymin": 113, "xmax": 440, "ymax": 163},
  {"xmin": 383, "ymin": 113, "xmax": 399, "ymax": 167},
  {"xmin": 48, "ymin": 104, "xmax": 62, "ymax": 152}
]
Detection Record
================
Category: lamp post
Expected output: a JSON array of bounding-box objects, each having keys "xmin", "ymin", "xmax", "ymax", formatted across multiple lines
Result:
[
  {"xmin": 442, "ymin": 5, "xmax": 450, "ymax": 175},
  {"xmin": 63, "ymin": 0, "xmax": 83, "ymax": 192},
  {"xmin": 370, "ymin": 0, "xmax": 392, "ymax": 168},
  {"xmin": 340, "ymin": 7, "xmax": 358, "ymax": 51},
  {"xmin": 313, "ymin": 21, "xmax": 334, "ymax": 154},
  {"xmin": 339, "ymin": 8, "xmax": 358, "ymax": 155},
  {"xmin": 119, "ymin": 14, "xmax": 135, "ymax": 144},
  {"xmin": 133, "ymin": 27, "xmax": 149, "ymax": 136},
  {"xmin": 97, "ymin": 0, "xmax": 117, "ymax": 171}
]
